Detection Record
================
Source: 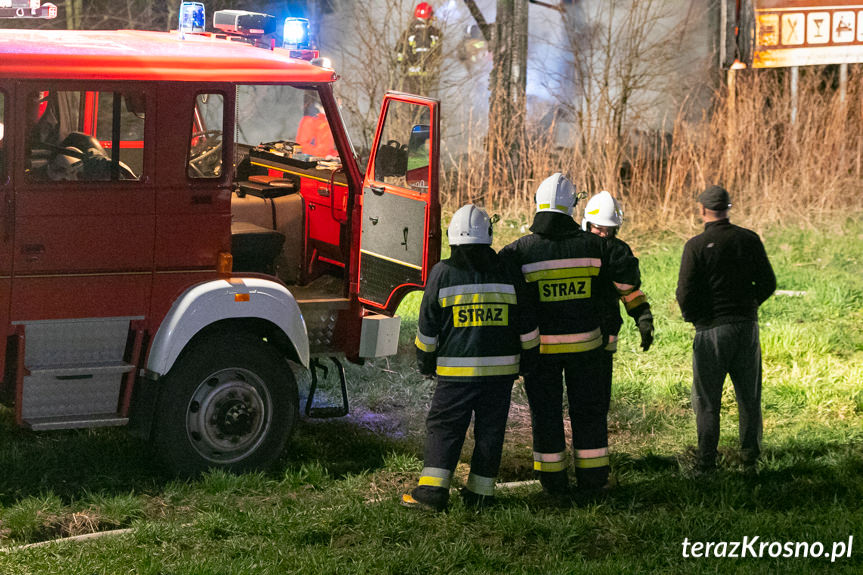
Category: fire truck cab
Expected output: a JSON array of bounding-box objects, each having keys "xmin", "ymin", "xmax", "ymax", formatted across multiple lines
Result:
[{"xmin": 0, "ymin": 16, "xmax": 441, "ymax": 474}]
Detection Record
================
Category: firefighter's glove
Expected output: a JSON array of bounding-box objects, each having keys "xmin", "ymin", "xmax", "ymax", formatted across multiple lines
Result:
[
  {"xmin": 637, "ymin": 314, "xmax": 654, "ymax": 352},
  {"xmin": 418, "ymin": 363, "xmax": 436, "ymax": 379},
  {"xmin": 417, "ymin": 349, "xmax": 437, "ymax": 379}
]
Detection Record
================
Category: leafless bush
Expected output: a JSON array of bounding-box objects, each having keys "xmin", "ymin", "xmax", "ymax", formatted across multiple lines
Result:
[
  {"xmin": 444, "ymin": 65, "xmax": 863, "ymax": 231},
  {"xmin": 438, "ymin": 0, "xmax": 863, "ymax": 232}
]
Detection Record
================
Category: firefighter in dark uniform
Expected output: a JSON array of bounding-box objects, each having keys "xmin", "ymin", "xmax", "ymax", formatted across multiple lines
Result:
[
  {"xmin": 676, "ymin": 185, "xmax": 776, "ymax": 473},
  {"xmin": 500, "ymin": 174, "xmax": 643, "ymax": 497},
  {"xmin": 402, "ymin": 204, "xmax": 539, "ymax": 511},
  {"xmin": 457, "ymin": 24, "xmax": 488, "ymax": 71},
  {"xmin": 395, "ymin": 2, "xmax": 442, "ymax": 95},
  {"xmin": 581, "ymin": 191, "xmax": 654, "ymax": 389}
]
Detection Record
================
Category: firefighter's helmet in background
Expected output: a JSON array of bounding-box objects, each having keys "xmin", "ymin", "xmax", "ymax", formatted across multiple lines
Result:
[
  {"xmin": 581, "ymin": 190, "xmax": 623, "ymax": 230},
  {"xmin": 448, "ymin": 204, "xmax": 493, "ymax": 245},
  {"xmin": 414, "ymin": 2, "xmax": 433, "ymax": 20},
  {"xmin": 535, "ymin": 173, "xmax": 577, "ymax": 216}
]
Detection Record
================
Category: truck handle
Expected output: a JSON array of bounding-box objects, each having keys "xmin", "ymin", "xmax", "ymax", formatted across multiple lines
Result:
[
  {"xmin": 3, "ymin": 191, "xmax": 12, "ymax": 244},
  {"xmin": 329, "ymin": 167, "xmax": 348, "ymax": 224}
]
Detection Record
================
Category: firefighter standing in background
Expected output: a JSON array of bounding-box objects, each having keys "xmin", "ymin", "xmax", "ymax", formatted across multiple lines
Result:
[
  {"xmin": 456, "ymin": 23, "xmax": 488, "ymax": 71},
  {"xmin": 396, "ymin": 2, "xmax": 442, "ymax": 96},
  {"xmin": 500, "ymin": 174, "xmax": 642, "ymax": 498},
  {"xmin": 402, "ymin": 204, "xmax": 539, "ymax": 512},
  {"xmin": 581, "ymin": 191, "xmax": 654, "ymax": 393}
]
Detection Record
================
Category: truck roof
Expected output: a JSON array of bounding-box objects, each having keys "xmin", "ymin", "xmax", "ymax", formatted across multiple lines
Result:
[{"xmin": 0, "ymin": 28, "xmax": 336, "ymax": 83}]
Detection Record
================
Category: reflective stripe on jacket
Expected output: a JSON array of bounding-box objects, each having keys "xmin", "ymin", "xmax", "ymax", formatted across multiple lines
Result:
[
  {"xmin": 597, "ymin": 237, "xmax": 651, "ymax": 344},
  {"xmin": 415, "ymin": 245, "xmax": 538, "ymax": 380},
  {"xmin": 499, "ymin": 213, "xmax": 642, "ymax": 355}
]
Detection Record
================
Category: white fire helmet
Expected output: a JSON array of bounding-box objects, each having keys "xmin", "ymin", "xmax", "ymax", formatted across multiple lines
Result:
[
  {"xmin": 447, "ymin": 204, "xmax": 493, "ymax": 246},
  {"xmin": 535, "ymin": 173, "xmax": 576, "ymax": 216},
  {"xmin": 581, "ymin": 190, "xmax": 623, "ymax": 230}
]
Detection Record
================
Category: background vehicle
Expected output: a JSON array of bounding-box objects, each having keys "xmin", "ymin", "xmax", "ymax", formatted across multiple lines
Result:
[{"xmin": 0, "ymin": 9, "xmax": 441, "ymax": 474}]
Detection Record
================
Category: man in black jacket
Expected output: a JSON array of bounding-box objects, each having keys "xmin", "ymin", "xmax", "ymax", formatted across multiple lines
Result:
[{"xmin": 676, "ymin": 185, "xmax": 776, "ymax": 473}]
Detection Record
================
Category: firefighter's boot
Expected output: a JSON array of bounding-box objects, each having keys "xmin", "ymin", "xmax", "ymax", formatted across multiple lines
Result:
[
  {"xmin": 539, "ymin": 470, "xmax": 570, "ymax": 497},
  {"xmin": 401, "ymin": 486, "xmax": 449, "ymax": 512},
  {"xmin": 460, "ymin": 487, "xmax": 495, "ymax": 510}
]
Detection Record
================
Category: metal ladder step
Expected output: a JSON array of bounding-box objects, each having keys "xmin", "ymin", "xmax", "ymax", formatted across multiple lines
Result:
[
  {"xmin": 21, "ymin": 363, "xmax": 134, "ymax": 422},
  {"xmin": 24, "ymin": 413, "xmax": 129, "ymax": 431},
  {"xmin": 17, "ymin": 318, "xmax": 140, "ymax": 424},
  {"xmin": 26, "ymin": 361, "xmax": 135, "ymax": 377},
  {"xmin": 304, "ymin": 356, "xmax": 349, "ymax": 418}
]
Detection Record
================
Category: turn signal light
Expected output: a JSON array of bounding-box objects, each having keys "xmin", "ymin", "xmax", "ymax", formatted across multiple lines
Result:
[{"xmin": 217, "ymin": 251, "xmax": 233, "ymax": 274}]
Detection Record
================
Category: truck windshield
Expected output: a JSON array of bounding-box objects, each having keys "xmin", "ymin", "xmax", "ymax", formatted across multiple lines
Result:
[{"xmin": 235, "ymin": 85, "xmax": 339, "ymax": 162}]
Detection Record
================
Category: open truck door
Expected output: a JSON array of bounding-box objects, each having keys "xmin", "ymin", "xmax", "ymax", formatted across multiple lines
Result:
[{"xmin": 358, "ymin": 93, "xmax": 440, "ymax": 314}]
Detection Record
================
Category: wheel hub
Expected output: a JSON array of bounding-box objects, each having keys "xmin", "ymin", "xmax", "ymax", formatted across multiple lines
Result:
[
  {"xmin": 213, "ymin": 397, "xmax": 256, "ymax": 437},
  {"xmin": 186, "ymin": 367, "xmax": 272, "ymax": 464}
]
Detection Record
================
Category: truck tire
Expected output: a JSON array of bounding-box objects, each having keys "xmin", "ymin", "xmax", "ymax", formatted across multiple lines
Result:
[{"xmin": 153, "ymin": 332, "xmax": 299, "ymax": 476}]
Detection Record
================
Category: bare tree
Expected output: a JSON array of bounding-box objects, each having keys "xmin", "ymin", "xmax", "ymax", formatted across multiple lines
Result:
[
  {"xmin": 323, "ymin": 0, "xmax": 412, "ymax": 155},
  {"xmin": 550, "ymin": 0, "xmax": 699, "ymax": 192}
]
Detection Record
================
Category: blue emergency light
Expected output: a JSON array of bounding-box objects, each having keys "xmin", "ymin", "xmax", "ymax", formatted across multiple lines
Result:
[
  {"xmin": 283, "ymin": 17, "xmax": 310, "ymax": 48},
  {"xmin": 179, "ymin": 2, "xmax": 205, "ymax": 35}
]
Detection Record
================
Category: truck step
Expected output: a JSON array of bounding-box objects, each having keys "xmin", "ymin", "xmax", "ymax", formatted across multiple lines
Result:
[
  {"xmin": 305, "ymin": 356, "xmax": 349, "ymax": 418},
  {"xmin": 24, "ymin": 414, "xmax": 129, "ymax": 431},
  {"xmin": 16, "ymin": 318, "xmax": 139, "ymax": 423},
  {"xmin": 27, "ymin": 361, "xmax": 135, "ymax": 377},
  {"xmin": 17, "ymin": 317, "xmax": 140, "ymax": 367},
  {"xmin": 21, "ymin": 364, "xmax": 133, "ymax": 421}
]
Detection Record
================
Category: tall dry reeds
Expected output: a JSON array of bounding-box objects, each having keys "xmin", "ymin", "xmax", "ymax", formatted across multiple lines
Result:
[{"xmin": 442, "ymin": 64, "xmax": 863, "ymax": 233}]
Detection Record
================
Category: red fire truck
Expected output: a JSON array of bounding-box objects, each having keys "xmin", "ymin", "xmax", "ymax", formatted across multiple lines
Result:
[{"xmin": 0, "ymin": 10, "xmax": 441, "ymax": 474}]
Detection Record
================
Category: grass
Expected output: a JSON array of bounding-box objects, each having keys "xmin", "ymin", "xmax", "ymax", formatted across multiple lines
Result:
[{"xmin": 0, "ymin": 217, "xmax": 861, "ymax": 573}]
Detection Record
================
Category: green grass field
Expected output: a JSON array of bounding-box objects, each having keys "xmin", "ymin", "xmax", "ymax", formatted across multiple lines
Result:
[{"xmin": 0, "ymin": 217, "xmax": 860, "ymax": 574}]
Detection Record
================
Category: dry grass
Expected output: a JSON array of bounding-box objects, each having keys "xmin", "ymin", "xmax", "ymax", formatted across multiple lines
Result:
[{"xmin": 441, "ymin": 65, "xmax": 863, "ymax": 233}]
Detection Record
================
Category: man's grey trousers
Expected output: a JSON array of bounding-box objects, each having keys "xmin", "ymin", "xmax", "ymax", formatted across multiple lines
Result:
[{"xmin": 692, "ymin": 320, "xmax": 763, "ymax": 466}]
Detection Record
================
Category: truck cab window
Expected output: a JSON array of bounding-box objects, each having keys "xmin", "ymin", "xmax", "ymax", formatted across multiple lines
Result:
[
  {"xmin": 26, "ymin": 89, "xmax": 142, "ymax": 182},
  {"xmin": 188, "ymin": 93, "xmax": 224, "ymax": 179},
  {"xmin": 373, "ymin": 100, "xmax": 430, "ymax": 192},
  {"xmin": 235, "ymin": 85, "xmax": 339, "ymax": 162},
  {"xmin": 0, "ymin": 90, "xmax": 5, "ymax": 180}
]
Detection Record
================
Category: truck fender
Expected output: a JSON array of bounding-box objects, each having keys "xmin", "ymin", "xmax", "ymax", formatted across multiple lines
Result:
[{"xmin": 146, "ymin": 278, "xmax": 310, "ymax": 377}]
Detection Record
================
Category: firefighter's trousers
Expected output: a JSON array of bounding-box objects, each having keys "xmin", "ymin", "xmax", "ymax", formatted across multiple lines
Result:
[
  {"xmin": 524, "ymin": 348, "xmax": 610, "ymax": 490},
  {"xmin": 692, "ymin": 321, "xmax": 763, "ymax": 466},
  {"xmin": 422, "ymin": 376, "xmax": 514, "ymax": 495}
]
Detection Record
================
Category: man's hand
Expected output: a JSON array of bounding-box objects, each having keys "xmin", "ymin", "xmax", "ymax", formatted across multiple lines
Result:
[
  {"xmin": 637, "ymin": 316, "xmax": 654, "ymax": 352},
  {"xmin": 519, "ymin": 347, "xmax": 539, "ymax": 378}
]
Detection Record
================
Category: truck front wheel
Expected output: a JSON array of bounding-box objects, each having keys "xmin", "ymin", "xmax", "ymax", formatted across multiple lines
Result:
[{"xmin": 153, "ymin": 333, "xmax": 299, "ymax": 476}]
